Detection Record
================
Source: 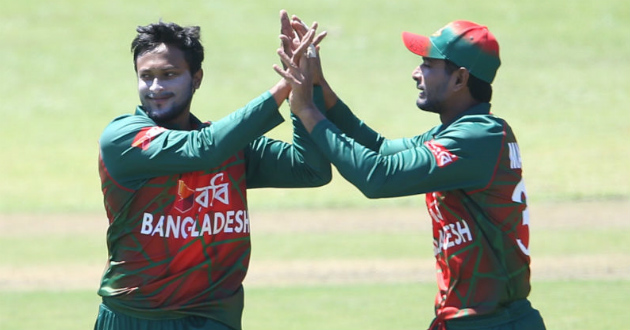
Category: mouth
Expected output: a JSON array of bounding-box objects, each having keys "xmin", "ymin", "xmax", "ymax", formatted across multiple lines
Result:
[
  {"xmin": 147, "ymin": 92, "xmax": 174, "ymax": 101},
  {"xmin": 417, "ymin": 86, "xmax": 425, "ymax": 98},
  {"xmin": 146, "ymin": 93, "xmax": 174, "ymax": 107}
]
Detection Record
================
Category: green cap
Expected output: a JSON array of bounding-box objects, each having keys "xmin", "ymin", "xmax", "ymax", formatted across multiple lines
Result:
[{"xmin": 402, "ymin": 20, "xmax": 501, "ymax": 83}]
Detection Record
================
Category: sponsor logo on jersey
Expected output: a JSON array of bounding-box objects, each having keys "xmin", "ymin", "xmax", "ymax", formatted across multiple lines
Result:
[
  {"xmin": 424, "ymin": 140, "xmax": 458, "ymax": 167},
  {"xmin": 434, "ymin": 219, "xmax": 473, "ymax": 256},
  {"xmin": 508, "ymin": 142, "xmax": 522, "ymax": 169},
  {"xmin": 175, "ymin": 173, "xmax": 230, "ymax": 213},
  {"xmin": 427, "ymin": 192, "xmax": 445, "ymax": 223},
  {"xmin": 143, "ymin": 171, "xmax": 248, "ymax": 239},
  {"xmin": 132, "ymin": 126, "xmax": 166, "ymax": 150},
  {"xmin": 140, "ymin": 210, "xmax": 250, "ymax": 239}
]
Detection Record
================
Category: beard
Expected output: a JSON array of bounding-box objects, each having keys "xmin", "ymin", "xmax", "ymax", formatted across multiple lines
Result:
[
  {"xmin": 416, "ymin": 97, "xmax": 444, "ymax": 114},
  {"xmin": 415, "ymin": 81, "xmax": 449, "ymax": 114},
  {"xmin": 145, "ymin": 97, "xmax": 192, "ymax": 123},
  {"xmin": 142, "ymin": 83, "xmax": 194, "ymax": 124}
]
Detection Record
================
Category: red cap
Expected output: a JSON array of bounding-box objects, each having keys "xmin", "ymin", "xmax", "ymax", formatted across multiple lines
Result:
[{"xmin": 402, "ymin": 20, "xmax": 501, "ymax": 83}]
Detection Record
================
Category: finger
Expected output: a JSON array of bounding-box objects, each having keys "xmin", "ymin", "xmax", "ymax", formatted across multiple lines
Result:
[
  {"xmin": 280, "ymin": 10, "xmax": 292, "ymax": 37},
  {"xmin": 273, "ymin": 65, "xmax": 301, "ymax": 87},
  {"xmin": 277, "ymin": 48, "xmax": 297, "ymax": 70},
  {"xmin": 279, "ymin": 35, "xmax": 292, "ymax": 51},
  {"xmin": 291, "ymin": 22, "xmax": 307, "ymax": 39},
  {"xmin": 292, "ymin": 29, "xmax": 315, "ymax": 63},
  {"xmin": 272, "ymin": 64, "xmax": 288, "ymax": 79},
  {"xmin": 313, "ymin": 31, "xmax": 327, "ymax": 47},
  {"xmin": 291, "ymin": 15, "xmax": 305, "ymax": 29},
  {"xmin": 305, "ymin": 25, "xmax": 317, "ymax": 45},
  {"xmin": 291, "ymin": 17, "xmax": 311, "ymax": 39},
  {"xmin": 276, "ymin": 47, "xmax": 290, "ymax": 65},
  {"xmin": 273, "ymin": 64, "xmax": 304, "ymax": 88},
  {"xmin": 279, "ymin": 35, "xmax": 293, "ymax": 69},
  {"xmin": 305, "ymin": 23, "xmax": 318, "ymax": 49},
  {"xmin": 272, "ymin": 64, "xmax": 293, "ymax": 81}
]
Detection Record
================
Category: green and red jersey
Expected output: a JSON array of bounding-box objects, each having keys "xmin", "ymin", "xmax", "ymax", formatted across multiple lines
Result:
[
  {"xmin": 97, "ymin": 90, "xmax": 330, "ymax": 329},
  {"xmin": 312, "ymin": 99, "xmax": 531, "ymax": 325}
]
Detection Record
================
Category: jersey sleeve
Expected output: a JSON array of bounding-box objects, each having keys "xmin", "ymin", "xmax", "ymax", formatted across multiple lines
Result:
[
  {"xmin": 244, "ymin": 86, "xmax": 332, "ymax": 188},
  {"xmin": 325, "ymin": 99, "xmax": 385, "ymax": 152},
  {"xmin": 99, "ymin": 91, "xmax": 283, "ymax": 189},
  {"xmin": 309, "ymin": 115, "xmax": 504, "ymax": 198},
  {"xmin": 325, "ymin": 98, "xmax": 440, "ymax": 156},
  {"xmin": 377, "ymin": 131, "xmax": 436, "ymax": 155}
]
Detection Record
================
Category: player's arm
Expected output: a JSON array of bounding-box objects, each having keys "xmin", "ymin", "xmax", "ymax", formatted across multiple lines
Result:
[
  {"xmin": 243, "ymin": 20, "xmax": 331, "ymax": 188},
  {"xmin": 322, "ymin": 97, "xmax": 385, "ymax": 151},
  {"xmin": 313, "ymin": 87, "xmax": 443, "ymax": 157},
  {"xmin": 275, "ymin": 20, "xmax": 502, "ymax": 197},
  {"xmin": 312, "ymin": 50, "xmax": 430, "ymax": 156},
  {"xmin": 306, "ymin": 116, "xmax": 504, "ymax": 198},
  {"xmin": 245, "ymin": 85, "xmax": 332, "ymax": 188},
  {"xmin": 100, "ymin": 89, "xmax": 286, "ymax": 189}
]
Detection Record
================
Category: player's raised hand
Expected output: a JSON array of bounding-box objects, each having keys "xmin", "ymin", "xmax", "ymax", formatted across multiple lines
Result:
[
  {"xmin": 290, "ymin": 15, "xmax": 327, "ymax": 46},
  {"xmin": 280, "ymin": 10, "xmax": 327, "ymax": 57},
  {"xmin": 274, "ymin": 24, "xmax": 318, "ymax": 115},
  {"xmin": 279, "ymin": 10, "xmax": 327, "ymax": 85},
  {"xmin": 288, "ymin": 14, "xmax": 327, "ymax": 86},
  {"xmin": 279, "ymin": 10, "xmax": 300, "ymax": 68}
]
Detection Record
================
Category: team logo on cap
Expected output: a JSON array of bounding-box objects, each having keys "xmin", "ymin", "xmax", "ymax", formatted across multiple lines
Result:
[
  {"xmin": 432, "ymin": 27, "xmax": 444, "ymax": 37},
  {"xmin": 424, "ymin": 140, "xmax": 458, "ymax": 167}
]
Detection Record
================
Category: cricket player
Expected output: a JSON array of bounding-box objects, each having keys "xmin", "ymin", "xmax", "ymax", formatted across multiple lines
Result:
[
  {"xmin": 95, "ymin": 21, "xmax": 330, "ymax": 330},
  {"xmin": 276, "ymin": 17, "xmax": 546, "ymax": 330}
]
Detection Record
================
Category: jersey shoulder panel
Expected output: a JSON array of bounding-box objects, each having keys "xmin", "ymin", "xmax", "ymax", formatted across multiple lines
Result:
[
  {"xmin": 99, "ymin": 114, "xmax": 157, "ymax": 147},
  {"xmin": 441, "ymin": 114, "xmax": 505, "ymax": 141}
]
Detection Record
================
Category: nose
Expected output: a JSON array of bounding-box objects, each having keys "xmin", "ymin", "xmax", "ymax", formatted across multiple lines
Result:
[
  {"xmin": 149, "ymin": 78, "xmax": 164, "ymax": 93},
  {"xmin": 412, "ymin": 66, "xmax": 422, "ymax": 82}
]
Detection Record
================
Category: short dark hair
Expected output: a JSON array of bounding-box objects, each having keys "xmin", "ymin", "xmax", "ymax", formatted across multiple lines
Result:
[
  {"xmin": 444, "ymin": 59, "xmax": 492, "ymax": 103},
  {"xmin": 131, "ymin": 21, "xmax": 204, "ymax": 74}
]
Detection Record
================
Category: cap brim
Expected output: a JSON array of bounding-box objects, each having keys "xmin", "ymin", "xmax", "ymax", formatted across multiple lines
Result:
[{"xmin": 402, "ymin": 31, "xmax": 432, "ymax": 57}]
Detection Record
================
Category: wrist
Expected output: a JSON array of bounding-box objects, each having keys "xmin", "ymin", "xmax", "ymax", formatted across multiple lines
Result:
[
  {"xmin": 292, "ymin": 103, "xmax": 325, "ymax": 133},
  {"xmin": 293, "ymin": 101, "xmax": 317, "ymax": 115},
  {"xmin": 320, "ymin": 82, "xmax": 338, "ymax": 110},
  {"xmin": 271, "ymin": 79, "xmax": 292, "ymax": 106}
]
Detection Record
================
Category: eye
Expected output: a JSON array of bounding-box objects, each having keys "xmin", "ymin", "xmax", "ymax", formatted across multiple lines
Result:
[
  {"xmin": 164, "ymin": 71, "xmax": 178, "ymax": 78},
  {"xmin": 421, "ymin": 58, "xmax": 434, "ymax": 69}
]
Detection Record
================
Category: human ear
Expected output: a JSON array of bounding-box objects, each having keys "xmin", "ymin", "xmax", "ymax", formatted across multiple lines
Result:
[
  {"xmin": 192, "ymin": 69, "xmax": 203, "ymax": 90},
  {"xmin": 454, "ymin": 68, "xmax": 469, "ymax": 91}
]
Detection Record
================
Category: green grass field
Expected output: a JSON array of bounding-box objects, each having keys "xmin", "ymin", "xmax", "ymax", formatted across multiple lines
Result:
[
  {"xmin": 1, "ymin": 0, "xmax": 629, "ymax": 329},
  {"xmin": 3, "ymin": 280, "xmax": 629, "ymax": 330},
  {"xmin": 2, "ymin": 205, "xmax": 630, "ymax": 330}
]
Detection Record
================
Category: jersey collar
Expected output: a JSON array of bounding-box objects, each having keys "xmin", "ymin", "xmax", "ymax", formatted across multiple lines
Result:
[
  {"xmin": 134, "ymin": 106, "xmax": 205, "ymax": 130},
  {"xmin": 435, "ymin": 102, "xmax": 492, "ymax": 134}
]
